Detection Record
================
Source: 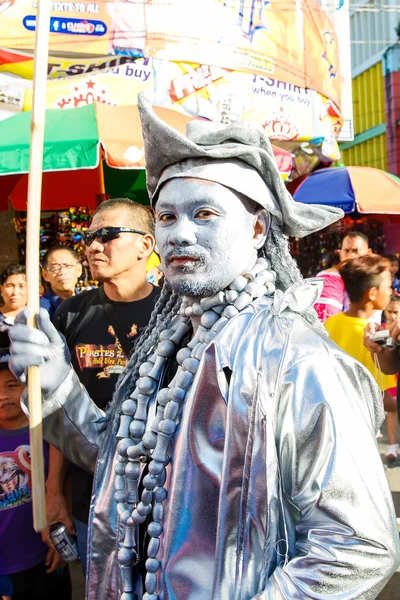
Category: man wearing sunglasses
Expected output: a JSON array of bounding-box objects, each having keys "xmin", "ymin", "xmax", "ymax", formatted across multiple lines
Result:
[{"xmin": 47, "ymin": 198, "xmax": 159, "ymax": 575}]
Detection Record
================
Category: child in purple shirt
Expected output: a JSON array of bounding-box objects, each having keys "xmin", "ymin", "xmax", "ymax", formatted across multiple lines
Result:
[{"xmin": 0, "ymin": 356, "xmax": 72, "ymax": 600}]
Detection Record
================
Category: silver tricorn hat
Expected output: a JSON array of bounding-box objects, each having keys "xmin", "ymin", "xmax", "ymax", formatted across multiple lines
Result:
[{"xmin": 138, "ymin": 94, "xmax": 343, "ymax": 238}]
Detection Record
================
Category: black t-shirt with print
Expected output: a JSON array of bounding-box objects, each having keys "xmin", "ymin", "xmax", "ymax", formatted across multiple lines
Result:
[{"xmin": 54, "ymin": 285, "xmax": 160, "ymax": 523}]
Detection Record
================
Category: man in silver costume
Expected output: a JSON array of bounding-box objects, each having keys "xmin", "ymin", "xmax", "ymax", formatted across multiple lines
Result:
[{"xmin": 8, "ymin": 95, "xmax": 400, "ymax": 600}]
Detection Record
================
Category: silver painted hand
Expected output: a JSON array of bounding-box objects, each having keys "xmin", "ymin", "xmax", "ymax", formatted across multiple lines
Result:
[{"xmin": 9, "ymin": 308, "xmax": 72, "ymax": 395}]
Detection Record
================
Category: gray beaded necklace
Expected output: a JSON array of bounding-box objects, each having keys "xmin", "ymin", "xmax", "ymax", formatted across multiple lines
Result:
[{"xmin": 115, "ymin": 256, "xmax": 276, "ymax": 600}]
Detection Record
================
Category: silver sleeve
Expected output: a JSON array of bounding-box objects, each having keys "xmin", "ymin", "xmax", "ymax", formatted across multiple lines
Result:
[{"xmin": 21, "ymin": 368, "xmax": 105, "ymax": 474}]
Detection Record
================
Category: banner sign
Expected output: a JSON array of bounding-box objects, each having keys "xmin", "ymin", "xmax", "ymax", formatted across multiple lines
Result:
[
  {"xmin": 0, "ymin": 48, "xmax": 141, "ymax": 79},
  {"xmin": 145, "ymin": 0, "xmax": 342, "ymax": 110},
  {"xmin": 319, "ymin": 0, "xmax": 353, "ymax": 140},
  {"xmin": 0, "ymin": 0, "xmax": 342, "ymax": 111},
  {"xmin": 153, "ymin": 60, "xmax": 341, "ymax": 158},
  {"xmin": 15, "ymin": 57, "xmax": 340, "ymax": 158}
]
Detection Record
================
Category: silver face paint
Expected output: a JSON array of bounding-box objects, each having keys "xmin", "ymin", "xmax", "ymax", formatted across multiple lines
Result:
[{"xmin": 155, "ymin": 178, "xmax": 259, "ymax": 298}]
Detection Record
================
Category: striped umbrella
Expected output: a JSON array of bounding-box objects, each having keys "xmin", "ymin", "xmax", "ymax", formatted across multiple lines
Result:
[{"xmin": 293, "ymin": 166, "xmax": 400, "ymax": 214}]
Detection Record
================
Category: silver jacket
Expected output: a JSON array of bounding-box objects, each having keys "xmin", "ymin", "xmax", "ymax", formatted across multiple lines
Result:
[{"xmin": 39, "ymin": 291, "xmax": 400, "ymax": 599}]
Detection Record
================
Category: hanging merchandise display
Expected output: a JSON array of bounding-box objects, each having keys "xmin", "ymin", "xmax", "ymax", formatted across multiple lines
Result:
[
  {"xmin": 57, "ymin": 206, "xmax": 92, "ymax": 255},
  {"xmin": 14, "ymin": 214, "xmax": 57, "ymax": 262},
  {"xmin": 13, "ymin": 207, "xmax": 96, "ymax": 289},
  {"xmin": 291, "ymin": 215, "xmax": 386, "ymax": 278}
]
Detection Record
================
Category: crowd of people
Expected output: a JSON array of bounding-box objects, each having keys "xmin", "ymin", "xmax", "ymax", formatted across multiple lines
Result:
[
  {"xmin": 1, "ymin": 97, "xmax": 400, "ymax": 599},
  {"xmin": 314, "ymin": 231, "xmax": 400, "ymax": 461}
]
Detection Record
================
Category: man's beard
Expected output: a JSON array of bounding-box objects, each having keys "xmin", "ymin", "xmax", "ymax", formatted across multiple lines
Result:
[
  {"xmin": 169, "ymin": 276, "xmax": 225, "ymax": 298},
  {"xmin": 164, "ymin": 252, "xmax": 225, "ymax": 298}
]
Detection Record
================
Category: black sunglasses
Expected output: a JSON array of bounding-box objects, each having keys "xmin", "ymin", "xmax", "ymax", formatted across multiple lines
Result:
[{"xmin": 84, "ymin": 226, "xmax": 146, "ymax": 246}]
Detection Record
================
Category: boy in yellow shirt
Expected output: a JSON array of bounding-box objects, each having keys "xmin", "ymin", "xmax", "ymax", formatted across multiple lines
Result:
[{"xmin": 325, "ymin": 254, "xmax": 397, "ymax": 458}]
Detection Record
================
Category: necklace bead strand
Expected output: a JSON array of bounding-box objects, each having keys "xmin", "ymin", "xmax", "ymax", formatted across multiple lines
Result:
[{"xmin": 115, "ymin": 257, "xmax": 276, "ymax": 599}]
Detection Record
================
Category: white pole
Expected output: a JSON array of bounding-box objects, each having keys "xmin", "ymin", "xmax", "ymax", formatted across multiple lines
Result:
[{"xmin": 26, "ymin": 0, "xmax": 51, "ymax": 532}]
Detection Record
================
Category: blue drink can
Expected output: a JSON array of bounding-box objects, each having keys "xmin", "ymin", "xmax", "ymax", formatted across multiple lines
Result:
[{"xmin": 50, "ymin": 522, "xmax": 79, "ymax": 562}]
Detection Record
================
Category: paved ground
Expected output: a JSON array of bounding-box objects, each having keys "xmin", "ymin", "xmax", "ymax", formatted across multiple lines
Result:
[
  {"xmin": 376, "ymin": 424, "xmax": 400, "ymax": 599},
  {"xmin": 70, "ymin": 426, "xmax": 400, "ymax": 600},
  {"xmin": 71, "ymin": 561, "xmax": 85, "ymax": 600}
]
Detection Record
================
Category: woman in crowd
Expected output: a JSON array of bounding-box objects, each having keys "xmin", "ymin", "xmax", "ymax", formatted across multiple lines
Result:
[{"xmin": 0, "ymin": 265, "xmax": 27, "ymax": 347}]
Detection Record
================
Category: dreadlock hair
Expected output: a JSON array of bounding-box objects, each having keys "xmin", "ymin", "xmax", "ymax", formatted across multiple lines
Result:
[
  {"xmin": 107, "ymin": 284, "xmax": 182, "ymax": 429},
  {"xmin": 264, "ymin": 216, "xmax": 326, "ymax": 334}
]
